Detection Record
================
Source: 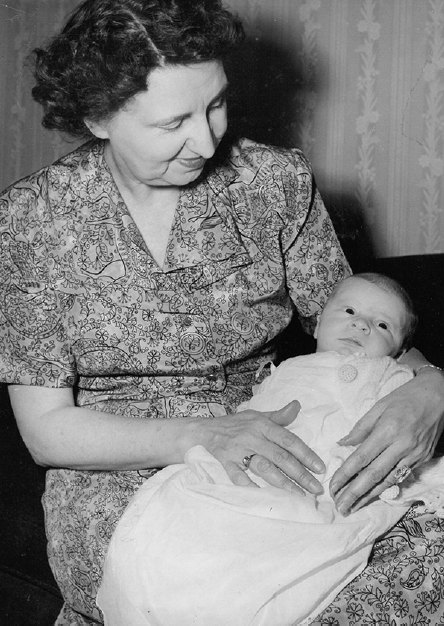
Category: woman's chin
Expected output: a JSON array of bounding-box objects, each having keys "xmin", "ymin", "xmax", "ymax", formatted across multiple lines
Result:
[{"xmin": 164, "ymin": 168, "xmax": 204, "ymax": 187}]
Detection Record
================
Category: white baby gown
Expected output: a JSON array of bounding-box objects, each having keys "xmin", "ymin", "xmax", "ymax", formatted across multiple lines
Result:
[{"xmin": 97, "ymin": 352, "xmax": 444, "ymax": 625}]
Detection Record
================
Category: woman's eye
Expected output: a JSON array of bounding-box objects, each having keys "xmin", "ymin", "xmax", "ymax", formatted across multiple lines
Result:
[
  {"xmin": 162, "ymin": 119, "xmax": 183, "ymax": 131},
  {"xmin": 210, "ymin": 96, "xmax": 227, "ymax": 111}
]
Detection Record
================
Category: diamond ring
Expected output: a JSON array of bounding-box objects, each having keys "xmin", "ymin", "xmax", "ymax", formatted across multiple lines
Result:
[{"xmin": 393, "ymin": 465, "xmax": 411, "ymax": 484}]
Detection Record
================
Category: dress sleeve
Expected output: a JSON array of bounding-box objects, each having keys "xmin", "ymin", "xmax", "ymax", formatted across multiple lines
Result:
[
  {"xmin": 281, "ymin": 149, "xmax": 351, "ymax": 322},
  {"xmin": 0, "ymin": 174, "xmax": 76, "ymax": 387}
]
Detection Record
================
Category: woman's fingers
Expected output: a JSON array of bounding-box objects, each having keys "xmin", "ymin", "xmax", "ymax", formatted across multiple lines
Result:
[
  {"xmin": 223, "ymin": 454, "xmax": 309, "ymax": 496},
  {"xmin": 329, "ymin": 376, "xmax": 443, "ymax": 514},
  {"xmin": 202, "ymin": 401, "xmax": 326, "ymax": 494},
  {"xmin": 329, "ymin": 414, "xmax": 410, "ymax": 514},
  {"xmin": 249, "ymin": 403, "xmax": 325, "ymax": 494},
  {"xmin": 331, "ymin": 448, "xmax": 399, "ymax": 515},
  {"xmin": 335, "ymin": 406, "xmax": 380, "ymax": 447},
  {"xmin": 266, "ymin": 402, "xmax": 326, "ymax": 476},
  {"xmin": 267, "ymin": 400, "xmax": 301, "ymax": 427},
  {"xmin": 248, "ymin": 451, "xmax": 319, "ymax": 495},
  {"xmin": 344, "ymin": 458, "xmax": 415, "ymax": 513},
  {"xmin": 330, "ymin": 424, "xmax": 432, "ymax": 515},
  {"xmin": 253, "ymin": 432, "xmax": 325, "ymax": 494},
  {"xmin": 224, "ymin": 460, "xmax": 259, "ymax": 488}
]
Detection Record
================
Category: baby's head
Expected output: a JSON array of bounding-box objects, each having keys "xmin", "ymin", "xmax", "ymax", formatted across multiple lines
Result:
[{"xmin": 314, "ymin": 273, "xmax": 417, "ymax": 359}]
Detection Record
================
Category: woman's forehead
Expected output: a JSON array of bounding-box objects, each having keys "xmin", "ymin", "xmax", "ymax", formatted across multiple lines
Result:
[{"xmin": 135, "ymin": 61, "xmax": 228, "ymax": 116}]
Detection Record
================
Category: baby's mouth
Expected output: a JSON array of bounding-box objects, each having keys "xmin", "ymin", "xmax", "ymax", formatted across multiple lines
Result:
[{"xmin": 340, "ymin": 337, "xmax": 362, "ymax": 348}]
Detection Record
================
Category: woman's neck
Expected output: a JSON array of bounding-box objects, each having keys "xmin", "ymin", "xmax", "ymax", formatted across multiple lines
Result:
[{"xmin": 103, "ymin": 143, "xmax": 180, "ymax": 268}]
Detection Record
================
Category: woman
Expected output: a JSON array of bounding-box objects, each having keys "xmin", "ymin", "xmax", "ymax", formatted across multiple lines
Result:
[{"xmin": 0, "ymin": 0, "xmax": 442, "ymax": 624}]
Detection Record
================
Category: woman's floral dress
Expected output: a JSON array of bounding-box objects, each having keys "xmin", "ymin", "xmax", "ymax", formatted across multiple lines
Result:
[{"xmin": 0, "ymin": 138, "xmax": 441, "ymax": 625}]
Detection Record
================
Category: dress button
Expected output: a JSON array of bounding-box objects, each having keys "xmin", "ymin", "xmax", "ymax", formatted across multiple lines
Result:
[
  {"xmin": 183, "ymin": 316, "xmax": 193, "ymax": 327},
  {"xmin": 206, "ymin": 374, "xmax": 218, "ymax": 382},
  {"xmin": 338, "ymin": 363, "xmax": 358, "ymax": 382},
  {"xmin": 180, "ymin": 332, "xmax": 205, "ymax": 355}
]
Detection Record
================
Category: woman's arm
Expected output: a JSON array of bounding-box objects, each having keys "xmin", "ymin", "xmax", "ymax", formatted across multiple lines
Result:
[
  {"xmin": 329, "ymin": 355, "xmax": 444, "ymax": 515},
  {"xmin": 9, "ymin": 385, "xmax": 325, "ymax": 494},
  {"xmin": 9, "ymin": 385, "xmax": 197, "ymax": 471}
]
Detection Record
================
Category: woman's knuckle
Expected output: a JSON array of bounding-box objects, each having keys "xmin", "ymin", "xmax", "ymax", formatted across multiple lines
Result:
[
  {"xmin": 345, "ymin": 486, "xmax": 361, "ymax": 501},
  {"xmin": 263, "ymin": 421, "xmax": 276, "ymax": 438},
  {"xmin": 273, "ymin": 472, "xmax": 287, "ymax": 488},
  {"xmin": 368, "ymin": 467, "xmax": 386, "ymax": 485},
  {"xmin": 354, "ymin": 450, "xmax": 372, "ymax": 468},
  {"xmin": 381, "ymin": 419, "xmax": 400, "ymax": 437},
  {"xmin": 281, "ymin": 432, "xmax": 296, "ymax": 448},
  {"xmin": 256, "ymin": 456, "xmax": 273, "ymax": 473},
  {"xmin": 272, "ymin": 448, "xmax": 290, "ymax": 465},
  {"xmin": 233, "ymin": 471, "xmax": 251, "ymax": 486},
  {"xmin": 288, "ymin": 467, "xmax": 304, "ymax": 485}
]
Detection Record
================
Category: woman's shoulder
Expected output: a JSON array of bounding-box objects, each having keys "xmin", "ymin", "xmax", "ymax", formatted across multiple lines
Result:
[
  {"xmin": 1, "ymin": 140, "xmax": 101, "ymax": 193},
  {"xmin": 50, "ymin": 139, "xmax": 102, "ymax": 174},
  {"xmin": 228, "ymin": 137, "xmax": 313, "ymax": 177},
  {"xmin": 0, "ymin": 140, "xmax": 103, "ymax": 220}
]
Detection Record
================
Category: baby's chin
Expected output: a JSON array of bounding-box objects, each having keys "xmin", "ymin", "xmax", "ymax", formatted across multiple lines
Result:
[
  {"xmin": 337, "ymin": 348, "xmax": 367, "ymax": 357},
  {"xmin": 317, "ymin": 347, "xmax": 367, "ymax": 357}
]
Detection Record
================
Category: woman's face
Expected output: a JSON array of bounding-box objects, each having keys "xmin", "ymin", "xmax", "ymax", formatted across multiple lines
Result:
[{"xmin": 88, "ymin": 60, "xmax": 229, "ymax": 189}]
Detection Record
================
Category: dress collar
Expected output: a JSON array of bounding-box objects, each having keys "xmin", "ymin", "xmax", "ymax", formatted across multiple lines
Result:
[
  {"xmin": 161, "ymin": 152, "xmax": 252, "ymax": 288},
  {"xmin": 56, "ymin": 140, "xmax": 253, "ymax": 290}
]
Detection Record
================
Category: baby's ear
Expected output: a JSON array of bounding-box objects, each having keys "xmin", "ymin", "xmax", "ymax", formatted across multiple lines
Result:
[
  {"xmin": 395, "ymin": 348, "xmax": 406, "ymax": 361},
  {"xmin": 313, "ymin": 314, "xmax": 320, "ymax": 339}
]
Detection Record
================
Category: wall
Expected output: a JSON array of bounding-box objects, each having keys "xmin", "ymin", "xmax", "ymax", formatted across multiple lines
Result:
[
  {"xmin": 0, "ymin": 1, "xmax": 80, "ymax": 190},
  {"xmin": 1, "ymin": 0, "xmax": 444, "ymax": 257}
]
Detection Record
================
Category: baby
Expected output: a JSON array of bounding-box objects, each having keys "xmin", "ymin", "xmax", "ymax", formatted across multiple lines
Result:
[{"xmin": 97, "ymin": 274, "xmax": 444, "ymax": 626}]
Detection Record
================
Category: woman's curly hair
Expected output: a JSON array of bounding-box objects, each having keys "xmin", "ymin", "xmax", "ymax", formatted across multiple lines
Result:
[{"xmin": 31, "ymin": 0, "xmax": 244, "ymax": 138}]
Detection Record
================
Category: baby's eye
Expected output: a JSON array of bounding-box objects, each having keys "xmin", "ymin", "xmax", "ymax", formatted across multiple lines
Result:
[
  {"xmin": 378, "ymin": 322, "xmax": 388, "ymax": 330},
  {"xmin": 345, "ymin": 307, "xmax": 355, "ymax": 315}
]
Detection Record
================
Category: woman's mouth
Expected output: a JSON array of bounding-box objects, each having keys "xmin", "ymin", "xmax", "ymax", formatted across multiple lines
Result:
[{"xmin": 176, "ymin": 156, "xmax": 206, "ymax": 170}]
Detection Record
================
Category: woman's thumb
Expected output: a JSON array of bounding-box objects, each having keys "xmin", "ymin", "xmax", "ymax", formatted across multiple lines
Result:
[{"xmin": 270, "ymin": 400, "xmax": 301, "ymax": 426}]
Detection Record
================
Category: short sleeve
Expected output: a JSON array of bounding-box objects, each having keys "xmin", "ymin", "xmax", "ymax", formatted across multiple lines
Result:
[
  {"xmin": 281, "ymin": 149, "xmax": 351, "ymax": 321},
  {"xmin": 221, "ymin": 140, "xmax": 351, "ymax": 328},
  {"xmin": 0, "ymin": 174, "xmax": 76, "ymax": 387}
]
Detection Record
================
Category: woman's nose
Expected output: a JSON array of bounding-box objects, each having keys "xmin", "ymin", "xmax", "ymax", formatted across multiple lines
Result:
[{"xmin": 187, "ymin": 118, "xmax": 217, "ymax": 158}]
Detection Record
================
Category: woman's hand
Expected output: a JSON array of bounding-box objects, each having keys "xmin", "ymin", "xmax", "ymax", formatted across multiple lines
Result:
[
  {"xmin": 200, "ymin": 400, "xmax": 325, "ymax": 495},
  {"xmin": 330, "ymin": 367, "xmax": 444, "ymax": 515},
  {"xmin": 9, "ymin": 388, "xmax": 321, "ymax": 480}
]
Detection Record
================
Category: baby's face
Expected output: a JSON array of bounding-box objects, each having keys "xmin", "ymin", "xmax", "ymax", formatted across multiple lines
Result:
[{"xmin": 314, "ymin": 277, "xmax": 407, "ymax": 358}]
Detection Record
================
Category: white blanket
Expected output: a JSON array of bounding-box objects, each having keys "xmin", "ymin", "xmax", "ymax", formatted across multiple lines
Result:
[{"xmin": 97, "ymin": 353, "xmax": 444, "ymax": 625}]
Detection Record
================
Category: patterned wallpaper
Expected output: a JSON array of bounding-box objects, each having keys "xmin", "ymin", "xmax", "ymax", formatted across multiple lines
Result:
[{"xmin": 1, "ymin": 0, "xmax": 444, "ymax": 257}]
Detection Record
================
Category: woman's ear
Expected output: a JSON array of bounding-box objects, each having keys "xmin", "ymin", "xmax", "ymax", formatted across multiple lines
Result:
[{"xmin": 84, "ymin": 118, "xmax": 109, "ymax": 139}]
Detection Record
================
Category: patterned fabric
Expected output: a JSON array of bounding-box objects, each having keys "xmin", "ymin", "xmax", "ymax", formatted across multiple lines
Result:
[
  {"xmin": 0, "ymin": 138, "xmax": 349, "ymax": 622},
  {"xmin": 311, "ymin": 505, "xmax": 444, "ymax": 626}
]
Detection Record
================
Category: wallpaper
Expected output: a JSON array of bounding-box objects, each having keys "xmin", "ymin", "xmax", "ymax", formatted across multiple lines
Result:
[{"xmin": 1, "ymin": 0, "xmax": 444, "ymax": 257}]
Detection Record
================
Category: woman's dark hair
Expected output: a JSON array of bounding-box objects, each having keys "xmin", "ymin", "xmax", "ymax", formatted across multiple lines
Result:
[{"xmin": 31, "ymin": 0, "xmax": 244, "ymax": 138}]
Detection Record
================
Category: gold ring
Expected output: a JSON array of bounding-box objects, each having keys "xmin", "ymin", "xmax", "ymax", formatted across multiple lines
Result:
[{"xmin": 242, "ymin": 454, "xmax": 255, "ymax": 469}]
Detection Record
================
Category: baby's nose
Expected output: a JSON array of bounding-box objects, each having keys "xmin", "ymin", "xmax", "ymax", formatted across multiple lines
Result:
[{"xmin": 352, "ymin": 318, "xmax": 370, "ymax": 332}]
